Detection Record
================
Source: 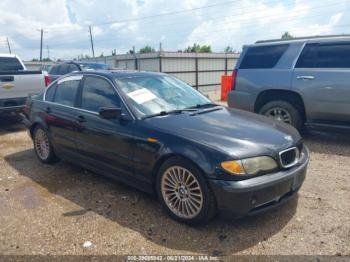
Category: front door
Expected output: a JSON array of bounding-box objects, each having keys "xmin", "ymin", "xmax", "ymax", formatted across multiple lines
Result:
[{"xmin": 74, "ymin": 75, "xmax": 134, "ymax": 178}]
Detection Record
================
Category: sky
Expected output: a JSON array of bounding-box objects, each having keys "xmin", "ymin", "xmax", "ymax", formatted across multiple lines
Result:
[{"xmin": 0, "ymin": 0, "xmax": 349, "ymax": 61}]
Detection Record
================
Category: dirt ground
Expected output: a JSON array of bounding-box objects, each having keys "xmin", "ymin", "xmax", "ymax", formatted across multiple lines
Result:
[{"xmin": 0, "ymin": 115, "xmax": 349, "ymax": 258}]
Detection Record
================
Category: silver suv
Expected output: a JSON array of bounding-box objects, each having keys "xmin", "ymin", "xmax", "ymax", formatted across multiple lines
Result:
[{"xmin": 228, "ymin": 35, "xmax": 350, "ymax": 131}]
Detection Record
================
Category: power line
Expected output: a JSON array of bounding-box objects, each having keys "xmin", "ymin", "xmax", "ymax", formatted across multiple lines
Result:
[
  {"xmin": 92, "ymin": 0, "xmax": 242, "ymax": 27},
  {"xmin": 47, "ymin": 0, "xmax": 342, "ymax": 48}
]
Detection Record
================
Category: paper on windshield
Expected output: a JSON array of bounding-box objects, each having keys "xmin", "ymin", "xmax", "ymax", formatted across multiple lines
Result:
[{"xmin": 127, "ymin": 88, "xmax": 156, "ymax": 104}]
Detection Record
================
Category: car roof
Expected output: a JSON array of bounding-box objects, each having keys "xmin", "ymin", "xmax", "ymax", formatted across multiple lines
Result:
[
  {"xmin": 69, "ymin": 70, "xmax": 165, "ymax": 79},
  {"xmin": 55, "ymin": 61, "xmax": 108, "ymax": 66},
  {"xmin": 253, "ymin": 35, "xmax": 350, "ymax": 46},
  {"xmin": 0, "ymin": 54, "xmax": 18, "ymax": 58}
]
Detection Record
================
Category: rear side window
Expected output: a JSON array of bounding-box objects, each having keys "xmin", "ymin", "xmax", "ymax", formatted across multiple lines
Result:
[
  {"xmin": 45, "ymin": 83, "xmax": 57, "ymax": 102},
  {"xmin": 296, "ymin": 43, "xmax": 350, "ymax": 68},
  {"xmin": 69, "ymin": 64, "xmax": 79, "ymax": 72},
  {"xmin": 0, "ymin": 57, "xmax": 24, "ymax": 71},
  {"xmin": 58, "ymin": 64, "xmax": 70, "ymax": 75},
  {"xmin": 240, "ymin": 44, "xmax": 289, "ymax": 69},
  {"xmin": 54, "ymin": 78, "xmax": 80, "ymax": 106},
  {"xmin": 49, "ymin": 65, "xmax": 59, "ymax": 75},
  {"xmin": 81, "ymin": 76, "xmax": 120, "ymax": 112}
]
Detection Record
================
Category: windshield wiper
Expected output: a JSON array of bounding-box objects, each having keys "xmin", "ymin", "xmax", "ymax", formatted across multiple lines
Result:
[
  {"xmin": 189, "ymin": 102, "xmax": 220, "ymax": 109},
  {"xmin": 142, "ymin": 108, "xmax": 198, "ymax": 120}
]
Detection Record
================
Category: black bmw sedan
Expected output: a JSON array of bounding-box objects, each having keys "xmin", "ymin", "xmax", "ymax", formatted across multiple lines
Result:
[{"xmin": 23, "ymin": 70, "xmax": 309, "ymax": 225}]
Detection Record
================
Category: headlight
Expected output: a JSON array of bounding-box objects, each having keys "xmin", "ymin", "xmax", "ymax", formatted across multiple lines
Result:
[{"xmin": 221, "ymin": 156, "xmax": 278, "ymax": 176}]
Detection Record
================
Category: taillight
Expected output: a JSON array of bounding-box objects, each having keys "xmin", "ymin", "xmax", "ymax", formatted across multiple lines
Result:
[
  {"xmin": 44, "ymin": 75, "xmax": 52, "ymax": 87},
  {"xmin": 231, "ymin": 69, "xmax": 237, "ymax": 90}
]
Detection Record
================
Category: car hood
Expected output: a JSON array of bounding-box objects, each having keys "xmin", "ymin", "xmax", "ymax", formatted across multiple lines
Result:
[{"xmin": 146, "ymin": 107, "xmax": 301, "ymax": 158}]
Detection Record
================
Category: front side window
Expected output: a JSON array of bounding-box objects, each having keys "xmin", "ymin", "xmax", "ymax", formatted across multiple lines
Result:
[
  {"xmin": 81, "ymin": 76, "xmax": 121, "ymax": 112},
  {"xmin": 240, "ymin": 44, "xmax": 289, "ymax": 69},
  {"xmin": 54, "ymin": 77, "xmax": 80, "ymax": 106},
  {"xmin": 296, "ymin": 42, "xmax": 350, "ymax": 68},
  {"xmin": 115, "ymin": 75, "xmax": 210, "ymax": 118}
]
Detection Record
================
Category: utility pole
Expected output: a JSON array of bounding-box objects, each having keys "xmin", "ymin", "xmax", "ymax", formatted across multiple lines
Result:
[
  {"xmin": 39, "ymin": 29, "xmax": 43, "ymax": 61},
  {"xmin": 47, "ymin": 45, "xmax": 50, "ymax": 60},
  {"xmin": 6, "ymin": 37, "xmax": 11, "ymax": 54},
  {"xmin": 89, "ymin": 26, "xmax": 95, "ymax": 58}
]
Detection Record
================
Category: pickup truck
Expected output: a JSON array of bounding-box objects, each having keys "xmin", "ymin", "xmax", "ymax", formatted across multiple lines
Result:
[{"xmin": 0, "ymin": 54, "xmax": 50, "ymax": 115}]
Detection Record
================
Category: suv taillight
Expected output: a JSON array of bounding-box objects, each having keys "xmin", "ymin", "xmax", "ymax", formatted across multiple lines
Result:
[
  {"xmin": 231, "ymin": 69, "xmax": 237, "ymax": 90},
  {"xmin": 44, "ymin": 75, "xmax": 52, "ymax": 87}
]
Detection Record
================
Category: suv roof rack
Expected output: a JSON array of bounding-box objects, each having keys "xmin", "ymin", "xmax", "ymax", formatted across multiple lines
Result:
[{"xmin": 256, "ymin": 34, "xmax": 350, "ymax": 44}]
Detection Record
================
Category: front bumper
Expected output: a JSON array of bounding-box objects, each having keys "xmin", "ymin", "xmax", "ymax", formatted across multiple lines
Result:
[{"xmin": 209, "ymin": 146, "xmax": 309, "ymax": 218}]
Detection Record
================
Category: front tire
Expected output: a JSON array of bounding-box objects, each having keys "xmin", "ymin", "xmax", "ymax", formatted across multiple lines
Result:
[
  {"xmin": 259, "ymin": 100, "xmax": 303, "ymax": 130},
  {"xmin": 156, "ymin": 157, "xmax": 216, "ymax": 225},
  {"xmin": 33, "ymin": 126, "xmax": 56, "ymax": 164}
]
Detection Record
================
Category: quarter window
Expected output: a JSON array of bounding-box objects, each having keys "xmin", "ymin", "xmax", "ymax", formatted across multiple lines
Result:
[
  {"xmin": 240, "ymin": 44, "xmax": 289, "ymax": 69},
  {"xmin": 296, "ymin": 43, "xmax": 350, "ymax": 68},
  {"xmin": 81, "ymin": 76, "xmax": 120, "ymax": 112},
  {"xmin": 54, "ymin": 78, "xmax": 80, "ymax": 106}
]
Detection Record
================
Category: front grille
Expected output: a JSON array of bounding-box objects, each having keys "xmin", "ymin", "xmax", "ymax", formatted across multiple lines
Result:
[{"xmin": 279, "ymin": 147, "xmax": 300, "ymax": 168}]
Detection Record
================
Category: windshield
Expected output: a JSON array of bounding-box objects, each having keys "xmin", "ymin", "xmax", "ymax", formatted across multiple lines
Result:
[
  {"xmin": 115, "ymin": 75, "xmax": 211, "ymax": 118},
  {"xmin": 79, "ymin": 63, "xmax": 110, "ymax": 70}
]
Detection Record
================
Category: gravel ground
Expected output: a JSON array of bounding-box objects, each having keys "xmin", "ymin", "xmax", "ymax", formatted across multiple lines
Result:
[{"xmin": 0, "ymin": 115, "xmax": 349, "ymax": 258}]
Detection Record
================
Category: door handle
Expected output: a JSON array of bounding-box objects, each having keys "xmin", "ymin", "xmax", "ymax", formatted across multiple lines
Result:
[
  {"xmin": 76, "ymin": 115, "xmax": 86, "ymax": 123},
  {"xmin": 297, "ymin": 75, "xmax": 314, "ymax": 80},
  {"xmin": 45, "ymin": 107, "xmax": 51, "ymax": 113}
]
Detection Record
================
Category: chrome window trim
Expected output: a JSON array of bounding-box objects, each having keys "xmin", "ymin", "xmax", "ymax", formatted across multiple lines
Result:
[
  {"xmin": 43, "ymin": 73, "xmax": 136, "ymax": 120},
  {"xmin": 44, "ymin": 100, "xmax": 99, "ymax": 115},
  {"xmin": 279, "ymin": 147, "xmax": 300, "ymax": 168}
]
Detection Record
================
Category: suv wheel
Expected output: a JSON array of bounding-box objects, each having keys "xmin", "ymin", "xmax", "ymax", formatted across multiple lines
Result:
[
  {"xmin": 33, "ymin": 126, "xmax": 56, "ymax": 163},
  {"xmin": 156, "ymin": 157, "xmax": 216, "ymax": 225},
  {"xmin": 259, "ymin": 100, "xmax": 303, "ymax": 130}
]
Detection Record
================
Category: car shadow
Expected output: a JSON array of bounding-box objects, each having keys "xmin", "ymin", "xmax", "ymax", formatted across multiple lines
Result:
[
  {"xmin": 0, "ymin": 115, "xmax": 24, "ymax": 135},
  {"xmin": 303, "ymin": 129, "xmax": 350, "ymax": 157},
  {"xmin": 4, "ymin": 149, "xmax": 298, "ymax": 255}
]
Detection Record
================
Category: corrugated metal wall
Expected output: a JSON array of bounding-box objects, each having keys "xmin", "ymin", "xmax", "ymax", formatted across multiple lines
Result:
[{"xmin": 81, "ymin": 52, "xmax": 240, "ymax": 100}]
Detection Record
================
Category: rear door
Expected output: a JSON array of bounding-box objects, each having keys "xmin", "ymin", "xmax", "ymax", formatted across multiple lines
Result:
[
  {"xmin": 44, "ymin": 75, "xmax": 82, "ymax": 156},
  {"xmin": 74, "ymin": 75, "xmax": 134, "ymax": 178},
  {"xmin": 292, "ymin": 42, "xmax": 350, "ymax": 123}
]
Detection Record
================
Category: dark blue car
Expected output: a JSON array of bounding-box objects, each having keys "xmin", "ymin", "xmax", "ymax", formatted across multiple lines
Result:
[{"xmin": 22, "ymin": 70, "xmax": 309, "ymax": 225}]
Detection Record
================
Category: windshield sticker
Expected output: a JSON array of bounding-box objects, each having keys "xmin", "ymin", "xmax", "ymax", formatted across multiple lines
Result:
[{"xmin": 127, "ymin": 88, "xmax": 156, "ymax": 104}]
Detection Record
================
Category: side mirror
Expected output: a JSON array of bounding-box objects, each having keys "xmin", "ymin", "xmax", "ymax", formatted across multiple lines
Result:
[{"xmin": 99, "ymin": 107, "xmax": 122, "ymax": 119}]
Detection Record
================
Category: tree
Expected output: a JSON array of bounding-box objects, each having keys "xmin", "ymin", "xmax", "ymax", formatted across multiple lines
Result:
[
  {"xmin": 31, "ymin": 58, "xmax": 39, "ymax": 61},
  {"xmin": 184, "ymin": 43, "xmax": 212, "ymax": 53},
  {"xmin": 224, "ymin": 46, "xmax": 234, "ymax": 53},
  {"xmin": 139, "ymin": 45, "xmax": 156, "ymax": 54},
  {"xmin": 281, "ymin": 32, "xmax": 294, "ymax": 40}
]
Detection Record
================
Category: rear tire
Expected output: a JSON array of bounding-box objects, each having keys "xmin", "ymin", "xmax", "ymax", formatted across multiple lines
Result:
[
  {"xmin": 33, "ymin": 126, "xmax": 56, "ymax": 164},
  {"xmin": 259, "ymin": 100, "xmax": 303, "ymax": 130},
  {"xmin": 156, "ymin": 157, "xmax": 216, "ymax": 225}
]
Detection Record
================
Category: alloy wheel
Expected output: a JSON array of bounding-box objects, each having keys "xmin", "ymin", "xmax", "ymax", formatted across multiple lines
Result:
[
  {"xmin": 34, "ymin": 129, "xmax": 50, "ymax": 160},
  {"xmin": 161, "ymin": 166, "xmax": 204, "ymax": 219},
  {"xmin": 265, "ymin": 107, "xmax": 292, "ymax": 124}
]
